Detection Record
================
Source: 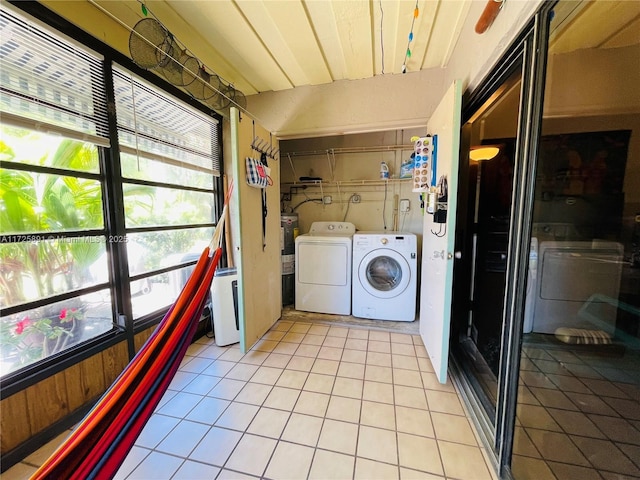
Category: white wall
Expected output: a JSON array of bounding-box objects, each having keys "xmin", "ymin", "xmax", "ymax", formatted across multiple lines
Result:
[
  {"xmin": 444, "ymin": 0, "xmax": 543, "ymax": 91},
  {"xmin": 249, "ymin": 68, "xmax": 447, "ymax": 139}
]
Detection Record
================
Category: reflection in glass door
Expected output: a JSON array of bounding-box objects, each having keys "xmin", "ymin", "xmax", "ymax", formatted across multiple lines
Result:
[{"xmin": 512, "ymin": 1, "xmax": 640, "ymax": 478}]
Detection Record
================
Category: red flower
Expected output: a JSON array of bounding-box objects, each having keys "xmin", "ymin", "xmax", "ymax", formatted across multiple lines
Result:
[
  {"xmin": 15, "ymin": 317, "xmax": 31, "ymax": 335},
  {"xmin": 59, "ymin": 307, "xmax": 80, "ymax": 323}
]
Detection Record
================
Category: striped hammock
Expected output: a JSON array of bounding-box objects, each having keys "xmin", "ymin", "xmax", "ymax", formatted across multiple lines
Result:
[{"xmin": 31, "ymin": 194, "xmax": 232, "ymax": 480}]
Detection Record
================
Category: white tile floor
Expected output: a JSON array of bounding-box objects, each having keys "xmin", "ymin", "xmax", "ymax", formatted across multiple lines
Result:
[{"xmin": 6, "ymin": 319, "xmax": 498, "ymax": 480}]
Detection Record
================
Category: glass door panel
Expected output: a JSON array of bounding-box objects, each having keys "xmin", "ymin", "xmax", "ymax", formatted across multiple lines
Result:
[
  {"xmin": 453, "ymin": 67, "xmax": 523, "ymax": 422},
  {"xmin": 512, "ymin": 1, "xmax": 640, "ymax": 478}
]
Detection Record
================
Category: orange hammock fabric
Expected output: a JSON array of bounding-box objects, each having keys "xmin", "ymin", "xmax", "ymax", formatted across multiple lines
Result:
[{"xmin": 32, "ymin": 190, "xmax": 232, "ymax": 480}]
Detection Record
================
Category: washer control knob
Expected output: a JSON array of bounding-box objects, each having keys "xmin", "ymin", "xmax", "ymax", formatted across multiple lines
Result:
[
  {"xmin": 328, "ymin": 224, "xmax": 335, "ymax": 230},
  {"xmin": 381, "ymin": 238, "xmax": 388, "ymax": 245}
]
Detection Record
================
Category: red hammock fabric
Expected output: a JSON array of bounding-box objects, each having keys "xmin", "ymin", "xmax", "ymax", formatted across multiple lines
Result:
[{"xmin": 31, "ymin": 246, "xmax": 222, "ymax": 480}]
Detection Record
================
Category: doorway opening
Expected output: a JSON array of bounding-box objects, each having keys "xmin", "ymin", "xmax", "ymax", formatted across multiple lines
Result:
[{"xmin": 452, "ymin": 67, "xmax": 524, "ymax": 423}]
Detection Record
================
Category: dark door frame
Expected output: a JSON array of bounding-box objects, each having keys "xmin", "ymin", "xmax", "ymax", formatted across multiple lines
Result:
[{"xmin": 450, "ymin": 1, "xmax": 554, "ymax": 477}]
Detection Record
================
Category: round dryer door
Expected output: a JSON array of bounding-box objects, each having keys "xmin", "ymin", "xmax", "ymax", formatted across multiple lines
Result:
[{"xmin": 357, "ymin": 248, "xmax": 411, "ymax": 299}]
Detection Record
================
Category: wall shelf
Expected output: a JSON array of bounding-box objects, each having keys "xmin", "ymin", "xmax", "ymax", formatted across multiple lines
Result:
[
  {"xmin": 282, "ymin": 144, "xmax": 415, "ymax": 192},
  {"xmin": 282, "ymin": 144, "xmax": 414, "ymax": 158},
  {"xmin": 282, "ymin": 178, "xmax": 412, "ymax": 188}
]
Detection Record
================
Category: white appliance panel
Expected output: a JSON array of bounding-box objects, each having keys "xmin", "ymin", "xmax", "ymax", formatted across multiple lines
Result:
[
  {"xmin": 295, "ymin": 221, "xmax": 355, "ymax": 315},
  {"xmin": 539, "ymin": 249, "xmax": 621, "ymax": 301},
  {"xmin": 298, "ymin": 242, "xmax": 349, "ymax": 286},
  {"xmin": 211, "ymin": 268, "xmax": 239, "ymax": 347},
  {"xmin": 531, "ymin": 241, "xmax": 623, "ymax": 335},
  {"xmin": 352, "ymin": 232, "xmax": 418, "ymax": 322}
]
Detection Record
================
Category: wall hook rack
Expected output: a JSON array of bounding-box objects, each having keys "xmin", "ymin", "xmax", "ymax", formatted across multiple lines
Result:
[{"xmin": 251, "ymin": 136, "xmax": 279, "ymax": 161}]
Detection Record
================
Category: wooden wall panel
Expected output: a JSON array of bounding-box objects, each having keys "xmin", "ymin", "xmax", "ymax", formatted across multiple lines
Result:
[
  {"xmin": 101, "ymin": 341, "xmax": 129, "ymax": 385},
  {"xmin": 134, "ymin": 326, "xmax": 156, "ymax": 352},
  {"xmin": 227, "ymin": 110, "xmax": 282, "ymax": 352},
  {"xmin": 64, "ymin": 352, "xmax": 106, "ymax": 412},
  {"xmin": 0, "ymin": 390, "xmax": 32, "ymax": 452},
  {"xmin": 1, "ymin": 340, "xmax": 130, "ymax": 456},
  {"xmin": 25, "ymin": 371, "xmax": 70, "ymax": 434}
]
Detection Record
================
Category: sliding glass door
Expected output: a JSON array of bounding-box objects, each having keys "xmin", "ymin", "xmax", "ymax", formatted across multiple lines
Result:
[
  {"xmin": 450, "ymin": 8, "xmax": 548, "ymax": 476},
  {"xmin": 453, "ymin": 65, "xmax": 524, "ymax": 423},
  {"xmin": 512, "ymin": 1, "xmax": 640, "ymax": 478},
  {"xmin": 451, "ymin": 1, "xmax": 639, "ymax": 477}
]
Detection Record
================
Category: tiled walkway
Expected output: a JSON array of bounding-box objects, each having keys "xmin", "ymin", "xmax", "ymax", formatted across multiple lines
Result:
[{"xmin": 6, "ymin": 319, "xmax": 497, "ymax": 479}]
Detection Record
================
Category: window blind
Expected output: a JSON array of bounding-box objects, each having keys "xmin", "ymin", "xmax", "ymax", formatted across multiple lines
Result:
[
  {"xmin": 0, "ymin": 5, "xmax": 110, "ymax": 146},
  {"xmin": 113, "ymin": 67, "xmax": 221, "ymax": 177}
]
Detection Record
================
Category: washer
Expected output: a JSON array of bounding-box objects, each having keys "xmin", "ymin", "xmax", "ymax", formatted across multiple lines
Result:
[
  {"xmin": 295, "ymin": 221, "xmax": 356, "ymax": 315},
  {"xmin": 352, "ymin": 232, "xmax": 418, "ymax": 321}
]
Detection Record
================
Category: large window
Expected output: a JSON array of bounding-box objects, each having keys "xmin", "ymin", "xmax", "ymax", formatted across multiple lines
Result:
[
  {"xmin": 113, "ymin": 68, "xmax": 220, "ymax": 319},
  {"xmin": 0, "ymin": 129, "xmax": 114, "ymax": 376},
  {"xmin": 0, "ymin": 5, "xmax": 222, "ymax": 379}
]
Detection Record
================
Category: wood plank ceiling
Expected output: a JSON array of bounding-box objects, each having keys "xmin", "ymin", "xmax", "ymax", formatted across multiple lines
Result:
[
  {"xmin": 52, "ymin": 0, "xmax": 639, "ymax": 112},
  {"xmin": 86, "ymin": 0, "xmax": 473, "ymax": 96}
]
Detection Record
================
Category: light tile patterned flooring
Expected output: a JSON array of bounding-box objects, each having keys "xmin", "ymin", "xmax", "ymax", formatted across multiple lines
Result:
[
  {"xmin": 6, "ymin": 319, "xmax": 497, "ymax": 480},
  {"xmin": 512, "ymin": 343, "xmax": 640, "ymax": 480}
]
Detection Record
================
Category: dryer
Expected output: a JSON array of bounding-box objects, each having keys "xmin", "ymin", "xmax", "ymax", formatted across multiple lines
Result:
[
  {"xmin": 295, "ymin": 221, "xmax": 356, "ymax": 315},
  {"xmin": 352, "ymin": 232, "xmax": 418, "ymax": 321},
  {"xmin": 523, "ymin": 239, "xmax": 624, "ymax": 335}
]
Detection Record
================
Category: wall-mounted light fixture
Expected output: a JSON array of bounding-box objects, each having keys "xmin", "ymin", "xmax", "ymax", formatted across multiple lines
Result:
[{"xmin": 470, "ymin": 145, "xmax": 500, "ymax": 161}]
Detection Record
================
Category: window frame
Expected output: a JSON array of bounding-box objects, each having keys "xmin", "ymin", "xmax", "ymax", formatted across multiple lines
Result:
[{"xmin": 0, "ymin": 0, "xmax": 224, "ymax": 397}]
